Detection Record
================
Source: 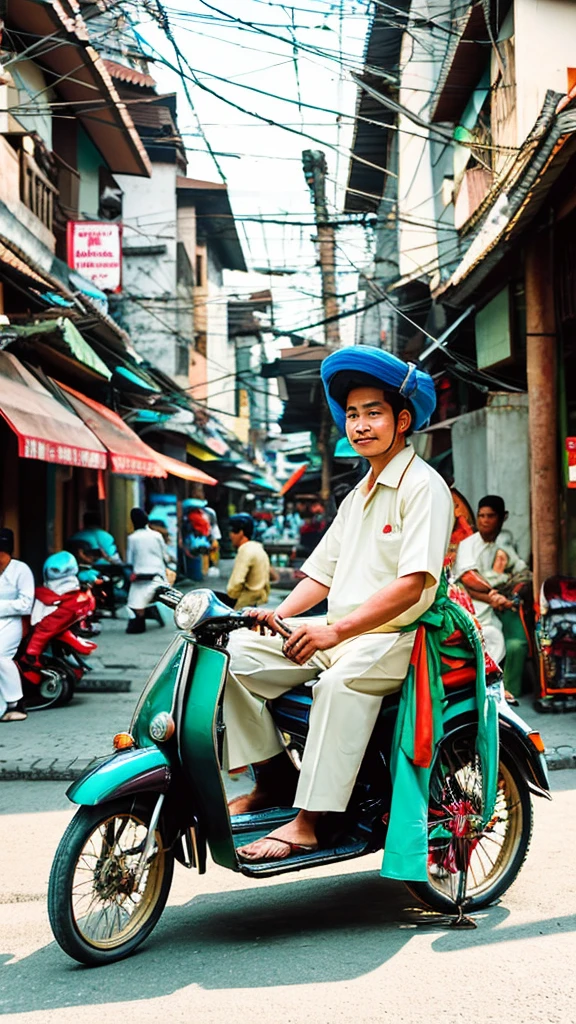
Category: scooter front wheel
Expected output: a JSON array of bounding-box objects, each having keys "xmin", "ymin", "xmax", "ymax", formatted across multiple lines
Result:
[{"xmin": 48, "ymin": 799, "xmax": 174, "ymax": 966}]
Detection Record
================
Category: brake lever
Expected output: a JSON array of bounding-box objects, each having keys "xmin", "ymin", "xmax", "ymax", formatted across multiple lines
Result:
[{"xmin": 273, "ymin": 615, "xmax": 292, "ymax": 637}]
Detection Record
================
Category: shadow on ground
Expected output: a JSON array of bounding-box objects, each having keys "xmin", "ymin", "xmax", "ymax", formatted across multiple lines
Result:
[{"xmin": 3, "ymin": 866, "xmax": 562, "ymax": 1015}]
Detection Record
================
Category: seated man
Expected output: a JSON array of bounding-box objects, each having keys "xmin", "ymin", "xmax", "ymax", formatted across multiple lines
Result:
[
  {"xmin": 223, "ymin": 347, "xmax": 453, "ymax": 862},
  {"xmin": 70, "ymin": 511, "xmax": 122, "ymax": 565},
  {"xmin": 452, "ymin": 494, "xmax": 530, "ymax": 699}
]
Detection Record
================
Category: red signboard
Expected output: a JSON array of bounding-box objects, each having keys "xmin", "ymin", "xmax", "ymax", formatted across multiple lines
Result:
[{"xmin": 67, "ymin": 221, "xmax": 122, "ymax": 292}]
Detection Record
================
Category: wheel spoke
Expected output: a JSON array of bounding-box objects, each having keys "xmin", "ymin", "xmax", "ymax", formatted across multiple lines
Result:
[
  {"xmin": 67, "ymin": 811, "xmax": 167, "ymax": 952},
  {"xmin": 424, "ymin": 741, "xmax": 526, "ymax": 903}
]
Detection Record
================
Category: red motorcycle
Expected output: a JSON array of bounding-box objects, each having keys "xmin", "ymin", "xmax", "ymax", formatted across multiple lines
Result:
[
  {"xmin": 535, "ymin": 575, "xmax": 576, "ymax": 711},
  {"xmin": 18, "ymin": 585, "xmax": 98, "ymax": 710}
]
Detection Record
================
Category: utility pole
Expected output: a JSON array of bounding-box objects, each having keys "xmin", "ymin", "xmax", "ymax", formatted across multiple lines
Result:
[
  {"xmin": 525, "ymin": 232, "xmax": 559, "ymax": 593},
  {"xmin": 302, "ymin": 149, "xmax": 341, "ymax": 500}
]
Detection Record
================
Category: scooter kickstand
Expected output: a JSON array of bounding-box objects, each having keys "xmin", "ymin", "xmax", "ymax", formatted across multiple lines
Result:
[
  {"xmin": 449, "ymin": 855, "xmax": 477, "ymax": 930},
  {"xmin": 449, "ymin": 903, "xmax": 477, "ymax": 930}
]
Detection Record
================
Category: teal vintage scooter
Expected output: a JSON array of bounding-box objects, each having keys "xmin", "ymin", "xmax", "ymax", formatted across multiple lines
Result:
[{"xmin": 48, "ymin": 586, "xmax": 550, "ymax": 966}]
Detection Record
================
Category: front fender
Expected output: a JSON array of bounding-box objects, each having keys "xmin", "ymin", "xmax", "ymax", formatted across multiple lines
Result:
[{"xmin": 66, "ymin": 746, "xmax": 171, "ymax": 806}]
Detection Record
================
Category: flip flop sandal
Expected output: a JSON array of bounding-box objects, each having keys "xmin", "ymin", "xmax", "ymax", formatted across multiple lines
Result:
[
  {"xmin": 0, "ymin": 709, "xmax": 27, "ymax": 722},
  {"xmin": 237, "ymin": 837, "xmax": 318, "ymax": 862}
]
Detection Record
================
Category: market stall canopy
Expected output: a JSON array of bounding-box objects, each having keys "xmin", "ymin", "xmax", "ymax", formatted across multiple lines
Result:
[
  {"xmin": 152, "ymin": 409, "xmax": 227, "ymax": 459},
  {"xmin": 251, "ymin": 475, "xmax": 279, "ymax": 493},
  {"xmin": 152, "ymin": 452, "xmax": 217, "ymax": 486},
  {"xmin": 57, "ymin": 383, "xmax": 166, "ymax": 478},
  {"xmin": 5, "ymin": 318, "xmax": 111, "ymax": 380},
  {"xmin": 0, "ymin": 352, "xmax": 107, "ymax": 468},
  {"xmin": 186, "ymin": 441, "xmax": 220, "ymax": 462}
]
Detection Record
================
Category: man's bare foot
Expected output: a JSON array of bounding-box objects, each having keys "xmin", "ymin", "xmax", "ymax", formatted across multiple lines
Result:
[
  {"xmin": 228, "ymin": 785, "xmax": 275, "ymax": 816},
  {"xmin": 237, "ymin": 810, "xmax": 320, "ymax": 861}
]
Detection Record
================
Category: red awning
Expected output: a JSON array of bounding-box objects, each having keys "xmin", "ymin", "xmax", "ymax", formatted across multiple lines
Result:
[
  {"xmin": 57, "ymin": 383, "xmax": 166, "ymax": 478},
  {"xmin": 0, "ymin": 352, "xmax": 107, "ymax": 468},
  {"xmin": 153, "ymin": 451, "xmax": 218, "ymax": 485}
]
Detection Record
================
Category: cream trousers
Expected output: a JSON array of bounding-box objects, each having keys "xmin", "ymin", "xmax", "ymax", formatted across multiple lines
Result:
[{"xmin": 223, "ymin": 619, "xmax": 416, "ymax": 813}]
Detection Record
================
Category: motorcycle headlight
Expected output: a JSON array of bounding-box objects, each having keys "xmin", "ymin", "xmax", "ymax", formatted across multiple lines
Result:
[{"xmin": 174, "ymin": 590, "xmax": 211, "ymax": 632}]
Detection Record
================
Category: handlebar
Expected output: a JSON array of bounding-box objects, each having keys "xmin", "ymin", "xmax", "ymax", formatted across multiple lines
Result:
[
  {"xmin": 155, "ymin": 585, "xmax": 184, "ymax": 609},
  {"xmin": 153, "ymin": 586, "xmax": 292, "ymax": 641}
]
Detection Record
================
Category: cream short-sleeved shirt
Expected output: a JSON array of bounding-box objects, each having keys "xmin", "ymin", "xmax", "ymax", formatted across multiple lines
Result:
[
  {"xmin": 452, "ymin": 530, "xmax": 528, "ymax": 632},
  {"xmin": 301, "ymin": 444, "xmax": 453, "ymax": 633}
]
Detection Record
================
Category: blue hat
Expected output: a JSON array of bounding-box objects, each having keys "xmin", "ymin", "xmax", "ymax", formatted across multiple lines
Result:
[{"xmin": 321, "ymin": 346, "xmax": 436, "ymax": 432}]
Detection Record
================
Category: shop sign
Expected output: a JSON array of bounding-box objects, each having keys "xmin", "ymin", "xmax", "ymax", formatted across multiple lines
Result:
[
  {"xmin": 566, "ymin": 438, "xmax": 576, "ymax": 488},
  {"xmin": 21, "ymin": 436, "xmax": 107, "ymax": 469},
  {"xmin": 67, "ymin": 221, "xmax": 122, "ymax": 292}
]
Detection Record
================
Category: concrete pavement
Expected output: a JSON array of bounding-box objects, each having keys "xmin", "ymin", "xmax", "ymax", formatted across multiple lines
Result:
[
  {"xmin": 1, "ymin": 568, "xmax": 575, "ymax": 779},
  {"xmin": 1, "ymin": 771, "xmax": 575, "ymax": 1023},
  {"xmin": 0, "ymin": 567, "xmax": 288, "ymax": 781}
]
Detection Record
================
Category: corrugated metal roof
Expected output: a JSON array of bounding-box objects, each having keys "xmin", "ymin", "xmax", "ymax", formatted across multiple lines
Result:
[
  {"xmin": 176, "ymin": 177, "xmax": 247, "ymax": 273},
  {"xmin": 0, "ymin": 241, "xmax": 49, "ymax": 286},
  {"xmin": 129, "ymin": 101, "xmax": 176, "ymax": 131},
  {"xmin": 344, "ymin": 1, "xmax": 410, "ymax": 213},
  {"xmin": 436, "ymin": 93, "xmax": 576, "ymax": 303},
  {"xmin": 103, "ymin": 59, "xmax": 156, "ymax": 89},
  {"xmin": 430, "ymin": 3, "xmax": 489, "ymax": 124},
  {"xmin": 6, "ymin": 0, "xmax": 151, "ymax": 178}
]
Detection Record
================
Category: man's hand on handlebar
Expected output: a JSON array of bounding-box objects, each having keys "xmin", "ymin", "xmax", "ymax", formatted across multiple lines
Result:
[{"xmin": 244, "ymin": 608, "xmax": 292, "ymax": 636}]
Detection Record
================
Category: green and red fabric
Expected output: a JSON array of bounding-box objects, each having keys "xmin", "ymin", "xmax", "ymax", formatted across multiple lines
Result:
[{"xmin": 381, "ymin": 573, "xmax": 499, "ymax": 881}]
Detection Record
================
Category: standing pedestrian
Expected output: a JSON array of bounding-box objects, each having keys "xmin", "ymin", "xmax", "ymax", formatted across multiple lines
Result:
[
  {"xmin": 0, "ymin": 528, "xmax": 34, "ymax": 722},
  {"xmin": 226, "ymin": 513, "xmax": 271, "ymax": 610},
  {"xmin": 126, "ymin": 508, "xmax": 172, "ymax": 634}
]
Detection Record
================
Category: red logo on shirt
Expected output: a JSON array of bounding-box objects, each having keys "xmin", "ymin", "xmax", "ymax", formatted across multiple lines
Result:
[{"xmin": 382, "ymin": 524, "xmax": 392, "ymax": 534}]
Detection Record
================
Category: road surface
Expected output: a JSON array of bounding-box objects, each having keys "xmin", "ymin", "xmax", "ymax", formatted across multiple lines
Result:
[{"xmin": 1, "ymin": 771, "xmax": 575, "ymax": 1024}]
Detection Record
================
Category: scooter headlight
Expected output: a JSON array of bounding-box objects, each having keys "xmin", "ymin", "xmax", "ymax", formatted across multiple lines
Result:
[
  {"xmin": 149, "ymin": 711, "xmax": 175, "ymax": 743},
  {"xmin": 174, "ymin": 590, "xmax": 211, "ymax": 631}
]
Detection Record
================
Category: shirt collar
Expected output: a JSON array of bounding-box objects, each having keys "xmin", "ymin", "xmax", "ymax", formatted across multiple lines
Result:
[{"xmin": 359, "ymin": 443, "xmax": 415, "ymax": 494}]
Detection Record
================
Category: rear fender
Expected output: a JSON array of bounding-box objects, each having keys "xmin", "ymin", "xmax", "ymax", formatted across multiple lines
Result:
[
  {"xmin": 497, "ymin": 711, "xmax": 550, "ymax": 796},
  {"xmin": 437, "ymin": 707, "xmax": 550, "ymax": 797},
  {"xmin": 66, "ymin": 746, "xmax": 171, "ymax": 806}
]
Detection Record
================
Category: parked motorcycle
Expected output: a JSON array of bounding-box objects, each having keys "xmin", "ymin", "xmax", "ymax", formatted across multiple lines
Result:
[
  {"xmin": 48, "ymin": 586, "xmax": 549, "ymax": 966},
  {"xmin": 535, "ymin": 575, "xmax": 576, "ymax": 711},
  {"xmin": 18, "ymin": 552, "xmax": 99, "ymax": 710}
]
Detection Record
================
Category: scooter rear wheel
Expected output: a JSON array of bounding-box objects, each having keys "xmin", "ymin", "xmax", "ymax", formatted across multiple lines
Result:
[
  {"xmin": 407, "ymin": 734, "xmax": 532, "ymax": 914},
  {"xmin": 48, "ymin": 799, "xmax": 174, "ymax": 966},
  {"xmin": 22, "ymin": 661, "xmax": 73, "ymax": 711}
]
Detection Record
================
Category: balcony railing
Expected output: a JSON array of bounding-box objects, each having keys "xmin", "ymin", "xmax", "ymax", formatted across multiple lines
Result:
[{"xmin": 20, "ymin": 148, "xmax": 57, "ymax": 232}]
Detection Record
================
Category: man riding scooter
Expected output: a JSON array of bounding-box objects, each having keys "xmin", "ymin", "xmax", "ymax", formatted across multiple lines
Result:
[{"xmin": 223, "ymin": 346, "xmax": 454, "ymax": 863}]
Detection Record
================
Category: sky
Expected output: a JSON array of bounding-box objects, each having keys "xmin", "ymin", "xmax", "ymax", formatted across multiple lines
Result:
[{"xmin": 130, "ymin": 0, "xmax": 372, "ymax": 344}]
